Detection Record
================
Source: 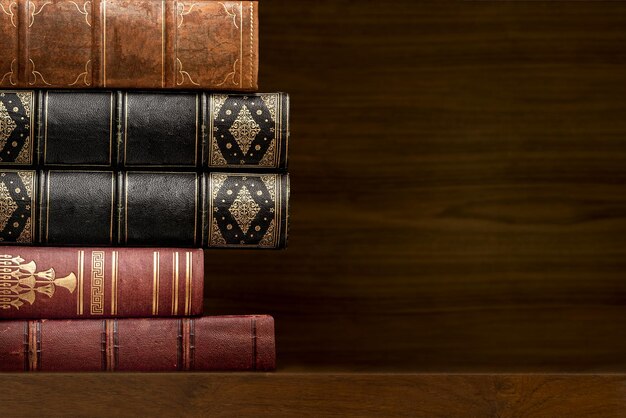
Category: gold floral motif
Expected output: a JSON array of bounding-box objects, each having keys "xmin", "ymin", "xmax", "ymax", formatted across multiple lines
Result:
[
  {"xmin": 210, "ymin": 137, "xmax": 228, "ymax": 166},
  {"xmin": 16, "ymin": 217, "xmax": 31, "ymax": 243},
  {"xmin": 15, "ymin": 92, "xmax": 32, "ymax": 117},
  {"xmin": 258, "ymin": 137, "xmax": 276, "ymax": 167},
  {"xmin": 211, "ymin": 173, "xmax": 228, "ymax": 200},
  {"xmin": 14, "ymin": 144, "xmax": 30, "ymax": 164},
  {"xmin": 229, "ymin": 105, "xmax": 260, "ymax": 155},
  {"xmin": 259, "ymin": 219, "xmax": 275, "ymax": 247},
  {"xmin": 68, "ymin": 59, "xmax": 92, "ymax": 86},
  {"xmin": 260, "ymin": 94, "xmax": 277, "ymax": 122},
  {"xmin": 29, "ymin": 1, "xmax": 52, "ymax": 27},
  {"xmin": 0, "ymin": 254, "xmax": 77, "ymax": 310},
  {"xmin": 260, "ymin": 175, "xmax": 277, "ymax": 202},
  {"xmin": 17, "ymin": 171, "xmax": 33, "ymax": 197},
  {"xmin": 0, "ymin": 2, "xmax": 17, "ymax": 28},
  {"xmin": 228, "ymin": 185, "xmax": 259, "ymax": 233},
  {"xmin": 212, "ymin": 94, "xmax": 228, "ymax": 120},
  {"xmin": 0, "ymin": 182, "xmax": 16, "ymax": 230},
  {"xmin": 29, "ymin": 59, "xmax": 51, "ymax": 86},
  {"xmin": 176, "ymin": 58, "xmax": 200, "ymax": 86},
  {"xmin": 69, "ymin": 1, "xmax": 91, "ymax": 26},
  {"xmin": 0, "ymin": 101, "xmax": 17, "ymax": 152},
  {"xmin": 216, "ymin": 59, "xmax": 239, "ymax": 87},
  {"xmin": 0, "ymin": 59, "xmax": 17, "ymax": 86},
  {"xmin": 209, "ymin": 217, "xmax": 226, "ymax": 246},
  {"xmin": 177, "ymin": 2, "xmax": 198, "ymax": 28},
  {"xmin": 218, "ymin": 1, "xmax": 239, "ymax": 28}
]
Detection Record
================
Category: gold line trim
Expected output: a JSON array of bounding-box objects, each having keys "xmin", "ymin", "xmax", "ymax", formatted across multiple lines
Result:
[
  {"xmin": 249, "ymin": 1, "xmax": 253, "ymax": 86},
  {"xmin": 109, "ymin": 93, "xmax": 114, "ymax": 164},
  {"xmin": 161, "ymin": 0, "xmax": 165, "ymax": 88},
  {"xmin": 193, "ymin": 174, "xmax": 198, "ymax": 246},
  {"xmin": 172, "ymin": 252, "xmax": 179, "ymax": 315},
  {"xmin": 184, "ymin": 251, "xmax": 192, "ymax": 315},
  {"xmin": 77, "ymin": 251, "xmax": 84, "ymax": 315},
  {"xmin": 109, "ymin": 171, "xmax": 114, "ymax": 243},
  {"xmin": 45, "ymin": 171, "xmax": 50, "ymax": 242},
  {"xmin": 152, "ymin": 251, "xmax": 160, "ymax": 315},
  {"xmin": 43, "ymin": 92, "xmax": 49, "ymax": 164},
  {"xmin": 110, "ymin": 250, "xmax": 118, "ymax": 315},
  {"xmin": 195, "ymin": 94, "xmax": 199, "ymax": 166},
  {"xmin": 240, "ymin": 1, "xmax": 243, "ymax": 86},
  {"xmin": 124, "ymin": 171, "xmax": 128, "ymax": 243},
  {"xmin": 103, "ymin": 0, "xmax": 107, "ymax": 86},
  {"xmin": 123, "ymin": 93, "xmax": 128, "ymax": 165},
  {"xmin": 30, "ymin": 167, "xmax": 36, "ymax": 243},
  {"xmin": 208, "ymin": 173, "xmax": 213, "ymax": 244}
]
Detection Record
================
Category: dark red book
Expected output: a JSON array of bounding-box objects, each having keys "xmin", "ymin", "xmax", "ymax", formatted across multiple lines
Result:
[
  {"xmin": 0, "ymin": 247, "xmax": 203, "ymax": 319},
  {"xmin": 0, "ymin": 315, "xmax": 275, "ymax": 371}
]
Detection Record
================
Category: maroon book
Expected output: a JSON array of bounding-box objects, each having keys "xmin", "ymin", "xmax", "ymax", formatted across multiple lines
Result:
[
  {"xmin": 0, "ymin": 247, "xmax": 203, "ymax": 319},
  {"xmin": 0, "ymin": 315, "xmax": 275, "ymax": 371}
]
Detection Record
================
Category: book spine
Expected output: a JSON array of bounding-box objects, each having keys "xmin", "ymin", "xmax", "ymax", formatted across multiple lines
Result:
[
  {"xmin": 0, "ymin": 315, "xmax": 276, "ymax": 371},
  {"xmin": 0, "ymin": 91, "xmax": 288, "ymax": 171},
  {"xmin": 0, "ymin": 1, "xmax": 258, "ymax": 90},
  {"xmin": 0, "ymin": 170, "xmax": 288, "ymax": 249},
  {"xmin": 0, "ymin": 247, "xmax": 204, "ymax": 319}
]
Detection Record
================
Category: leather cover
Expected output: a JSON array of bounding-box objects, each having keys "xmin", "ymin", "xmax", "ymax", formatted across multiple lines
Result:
[
  {"xmin": 0, "ymin": 247, "xmax": 203, "ymax": 319},
  {"xmin": 0, "ymin": 0, "xmax": 258, "ymax": 90},
  {"xmin": 0, "ymin": 90, "xmax": 289, "ymax": 170},
  {"xmin": 0, "ymin": 170, "xmax": 288, "ymax": 248},
  {"xmin": 0, "ymin": 315, "xmax": 276, "ymax": 371}
]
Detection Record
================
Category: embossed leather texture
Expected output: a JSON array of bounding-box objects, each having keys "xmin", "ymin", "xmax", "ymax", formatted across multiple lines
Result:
[
  {"xmin": 0, "ymin": 247, "xmax": 204, "ymax": 319},
  {"xmin": 0, "ymin": 170, "xmax": 288, "ymax": 248},
  {"xmin": 0, "ymin": 1, "xmax": 258, "ymax": 90},
  {"xmin": 0, "ymin": 91, "xmax": 289, "ymax": 170},
  {"xmin": 0, "ymin": 315, "xmax": 276, "ymax": 371}
]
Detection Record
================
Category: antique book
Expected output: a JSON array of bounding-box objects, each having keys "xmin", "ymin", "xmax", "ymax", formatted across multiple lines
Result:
[
  {"xmin": 0, "ymin": 90, "xmax": 288, "ymax": 170},
  {"xmin": 0, "ymin": 0, "xmax": 258, "ymax": 90},
  {"xmin": 0, "ymin": 247, "xmax": 203, "ymax": 319},
  {"xmin": 0, "ymin": 170, "xmax": 288, "ymax": 248},
  {"xmin": 0, "ymin": 315, "xmax": 276, "ymax": 371}
]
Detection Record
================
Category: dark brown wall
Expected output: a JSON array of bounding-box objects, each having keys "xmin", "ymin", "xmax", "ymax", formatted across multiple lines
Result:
[{"xmin": 204, "ymin": 1, "xmax": 626, "ymax": 371}]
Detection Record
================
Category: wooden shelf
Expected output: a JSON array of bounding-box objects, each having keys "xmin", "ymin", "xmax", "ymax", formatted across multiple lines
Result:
[{"xmin": 3, "ymin": 373, "xmax": 625, "ymax": 417}]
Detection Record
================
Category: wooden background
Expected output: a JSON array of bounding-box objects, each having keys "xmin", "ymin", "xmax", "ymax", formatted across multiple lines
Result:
[{"xmin": 204, "ymin": 1, "xmax": 626, "ymax": 372}]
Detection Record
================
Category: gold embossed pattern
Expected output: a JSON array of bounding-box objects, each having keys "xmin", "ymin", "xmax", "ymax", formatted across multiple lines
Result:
[
  {"xmin": 0, "ymin": 254, "xmax": 76, "ymax": 310},
  {"xmin": 208, "ymin": 173, "xmax": 282, "ymax": 248},
  {"xmin": 0, "ymin": 170, "xmax": 34, "ymax": 243},
  {"xmin": 0, "ymin": 91, "xmax": 33, "ymax": 165},
  {"xmin": 209, "ymin": 93, "xmax": 283, "ymax": 169}
]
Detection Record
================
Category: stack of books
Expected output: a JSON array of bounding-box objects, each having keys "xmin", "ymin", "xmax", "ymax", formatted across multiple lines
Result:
[{"xmin": 0, "ymin": 0, "xmax": 287, "ymax": 372}]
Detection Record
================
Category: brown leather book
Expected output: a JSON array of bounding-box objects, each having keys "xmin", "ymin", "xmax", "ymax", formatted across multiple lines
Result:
[
  {"xmin": 0, "ymin": 0, "xmax": 258, "ymax": 90},
  {"xmin": 0, "ymin": 315, "xmax": 276, "ymax": 371},
  {"xmin": 0, "ymin": 247, "xmax": 204, "ymax": 319}
]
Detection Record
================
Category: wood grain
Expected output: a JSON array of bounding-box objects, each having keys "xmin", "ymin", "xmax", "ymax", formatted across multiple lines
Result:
[
  {"xmin": 203, "ymin": 1, "xmax": 626, "ymax": 371},
  {"xmin": 2, "ymin": 374, "xmax": 626, "ymax": 418}
]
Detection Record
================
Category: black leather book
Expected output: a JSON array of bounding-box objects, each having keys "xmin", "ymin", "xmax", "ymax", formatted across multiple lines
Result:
[
  {"xmin": 0, "ymin": 170, "xmax": 288, "ymax": 249},
  {"xmin": 0, "ymin": 91, "xmax": 288, "ymax": 171}
]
